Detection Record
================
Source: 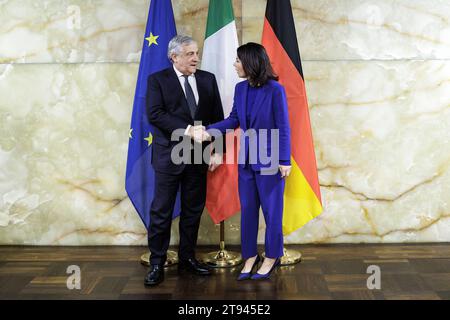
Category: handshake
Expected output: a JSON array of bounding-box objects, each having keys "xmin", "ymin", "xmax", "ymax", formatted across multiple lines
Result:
[
  {"xmin": 186, "ymin": 124, "xmax": 221, "ymax": 172},
  {"xmin": 187, "ymin": 125, "xmax": 211, "ymax": 144}
]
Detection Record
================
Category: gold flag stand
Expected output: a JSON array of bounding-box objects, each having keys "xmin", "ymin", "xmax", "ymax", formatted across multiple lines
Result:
[
  {"xmin": 140, "ymin": 250, "xmax": 178, "ymax": 267},
  {"xmin": 262, "ymin": 247, "xmax": 302, "ymax": 266},
  {"xmin": 281, "ymin": 247, "xmax": 302, "ymax": 265},
  {"xmin": 198, "ymin": 221, "xmax": 242, "ymax": 268}
]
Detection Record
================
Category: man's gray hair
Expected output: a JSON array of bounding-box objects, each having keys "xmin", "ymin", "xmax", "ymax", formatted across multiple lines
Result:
[{"xmin": 167, "ymin": 35, "xmax": 196, "ymax": 61}]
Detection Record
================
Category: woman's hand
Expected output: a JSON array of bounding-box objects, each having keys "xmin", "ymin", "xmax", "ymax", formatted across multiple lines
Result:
[
  {"xmin": 209, "ymin": 153, "xmax": 222, "ymax": 172},
  {"xmin": 279, "ymin": 165, "xmax": 292, "ymax": 178}
]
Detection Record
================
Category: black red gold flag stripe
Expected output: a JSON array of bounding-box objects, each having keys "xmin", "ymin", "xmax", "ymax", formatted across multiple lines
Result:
[{"xmin": 262, "ymin": 0, "xmax": 323, "ymax": 234}]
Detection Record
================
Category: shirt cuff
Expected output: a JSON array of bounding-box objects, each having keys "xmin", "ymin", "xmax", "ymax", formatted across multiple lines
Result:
[{"xmin": 279, "ymin": 160, "xmax": 291, "ymax": 166}]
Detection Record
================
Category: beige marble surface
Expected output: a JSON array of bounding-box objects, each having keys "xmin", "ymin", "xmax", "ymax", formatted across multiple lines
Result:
[
  {"xmin": 1, "ymin": 59, "xmax": 449, "ymax": 245},
  {"xmin": 244, "ymin": 0, "xmax": 450, "ymax": 60},
  {"xmin": 4, "ymin": 0, "xmax": 450, "ymax": 63},
  {"xmin": 289, "ymin": 60, "xmax": 450, "ymax": 243},
  {"xmin": 0, "ymin": 0, "xmax": 242, "ymax": 64},
  {"xmin": 0, "ymin": 0, "xmax": 449, "ymax": 245},
  {"xmin": 0, "ymin": 0, "xmax": 146, "ymax": 63},
  {"xmin": 0, "ymin": 63, "xmax": 141, "ymax": 244}
]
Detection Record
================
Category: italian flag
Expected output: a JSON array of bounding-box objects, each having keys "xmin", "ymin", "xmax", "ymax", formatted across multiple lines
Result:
[
  {"xmin": 262, "ymin": 0, "xmax": 323, "ymax": 235},
  {"xmin": 203, "ymin": 0, "xmax": 241, "ymax": 223}
]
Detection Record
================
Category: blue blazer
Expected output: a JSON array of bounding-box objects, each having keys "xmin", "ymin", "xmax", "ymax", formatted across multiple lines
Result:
[{"xmin": 208, "ymin": 80, "xmax": 291, "ymax": 172}]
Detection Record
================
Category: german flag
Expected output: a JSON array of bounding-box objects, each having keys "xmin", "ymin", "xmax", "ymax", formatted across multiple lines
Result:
[{"xmin": 262, "ymin": 0, "xmax": 323, "ymax": 235}]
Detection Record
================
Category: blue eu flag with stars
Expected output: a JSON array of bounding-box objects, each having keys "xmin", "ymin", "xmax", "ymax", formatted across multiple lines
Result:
[{"xmin": 126, "ymin": 0, "xmax": 180, "ymax": 230}]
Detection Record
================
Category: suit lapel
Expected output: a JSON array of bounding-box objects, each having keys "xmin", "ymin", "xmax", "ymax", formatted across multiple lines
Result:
[
  {"xmin": 194, "ymin": 71, "xmax": 204, "ymax": 118},
  {"xmin": 249, "ymin": 84, "xmax": 269, "ymax": 127},
  {"xmin": 166, "ymin": 67, "xmax": 192, "ymax": 119},
  {"xmin": 238, "ymin": 82, "xmax": 248, "ymax": 130}
]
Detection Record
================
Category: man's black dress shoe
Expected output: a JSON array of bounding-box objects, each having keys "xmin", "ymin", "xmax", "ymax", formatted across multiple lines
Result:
[
  {"xmin": 178, "ymin": 258, "xmax": 211, "ymax": 275},
  {"xmin": 144, "ymin": 265, "xmax": 164, "ymax": 286}
]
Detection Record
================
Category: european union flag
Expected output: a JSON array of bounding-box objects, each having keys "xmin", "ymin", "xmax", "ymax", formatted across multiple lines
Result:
[{"xmin": 126, "ymin": 0, "xmax": 180, "ymax": 230}]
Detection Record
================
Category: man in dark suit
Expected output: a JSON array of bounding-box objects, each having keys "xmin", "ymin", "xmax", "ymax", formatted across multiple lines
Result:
[{"xmin": 144, "ymin": 35, "xmax": 224, "ymax": 286}]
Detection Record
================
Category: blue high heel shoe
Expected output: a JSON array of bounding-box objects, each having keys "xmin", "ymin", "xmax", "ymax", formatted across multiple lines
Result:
[
  {"xmin": 250, "ymin": 257, "xmax": 281, "ymax": 280},
  {"xmin": 237, "ymin": 255, "xmax": 261, "ymax": 281}
]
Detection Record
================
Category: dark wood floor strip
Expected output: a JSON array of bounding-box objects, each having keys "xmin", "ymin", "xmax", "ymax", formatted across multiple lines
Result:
[{"xmin": 0, "ymin": 244, "xmax": 449, "ymax": 300}]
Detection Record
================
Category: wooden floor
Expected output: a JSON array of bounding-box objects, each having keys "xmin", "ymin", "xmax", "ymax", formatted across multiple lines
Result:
[{"xmin": 0, "ymin": 244, "xmax": 449, "ymax": 300}]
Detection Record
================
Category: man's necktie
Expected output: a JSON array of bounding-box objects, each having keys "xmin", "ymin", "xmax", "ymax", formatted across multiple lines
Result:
[{"xmin": 182, "ymin": 75, "xmax": 197, "ymax": 119}]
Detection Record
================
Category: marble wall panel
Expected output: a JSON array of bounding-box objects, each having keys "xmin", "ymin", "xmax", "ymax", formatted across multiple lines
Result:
[
  {"xmin": 1, "ymin": 0, "xmax": 449, "ymax": 245},
  {"xmin": 243, "ymin": 0, "xmax": 450, "ymax": 60},
  {"xmin": 0, "ymin": 0, "xmax": 242, "ymax": 64},
  {"xmin": 1, "ymin": 59, "xmax": 449, "ymax": 244}
]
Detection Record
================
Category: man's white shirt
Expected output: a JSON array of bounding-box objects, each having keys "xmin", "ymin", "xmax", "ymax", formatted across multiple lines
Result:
[{"xmin": 172, "ymin": 65, "xmax": 199, "ymax": 135}]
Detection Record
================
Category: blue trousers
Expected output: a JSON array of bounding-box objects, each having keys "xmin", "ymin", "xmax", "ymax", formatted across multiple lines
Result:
[{"xmin": 238, "ymin": 165, "xmax": 285, "ymax": 259}]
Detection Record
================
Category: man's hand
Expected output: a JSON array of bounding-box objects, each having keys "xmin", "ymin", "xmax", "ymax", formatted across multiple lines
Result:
[
  {"xmin": 279, "ymin": 165, "xmax": 292, "ymax": 178},
  {"xmin": 187, "ymin": 125, "xmax": 203, "ymax": 142},
  {"xmin": 209, "ymin": 153, "xmax": 222, "ymax": 172},
  {"xmin": 188, "ymin": 125, "xmax": 211, "ymax": 143}
]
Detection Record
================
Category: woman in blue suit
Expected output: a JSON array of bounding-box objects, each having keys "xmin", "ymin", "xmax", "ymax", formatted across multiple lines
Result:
[{"xmin": 206, "ymin": 43, "xmax": 291, "ymax": 280}]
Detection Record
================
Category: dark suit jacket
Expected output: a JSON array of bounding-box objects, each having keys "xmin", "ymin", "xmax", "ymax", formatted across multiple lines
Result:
[
  {"xmin": 146, "ymin": 67, "xmax": 224, "ymax": 174},
  {"xmin": 207, "ymin": 80, "xmax": 291, "ymax": 172}
]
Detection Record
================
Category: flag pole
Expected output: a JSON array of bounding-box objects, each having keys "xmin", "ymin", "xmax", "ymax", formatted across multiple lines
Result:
[
  {"xmin": 260, "ymin": 0, "xmax": 323, "ymax": 266},
  {"xmin": 126, "ymin": 0, "xmax": 180, "ymax": 268},
  {"xmin": 198, "ymin": 221, "xmax": 242, "ymax": 268},
  {"xmin": 199, "ymin": 0, "xmax": 242, "ymax": 267}
]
